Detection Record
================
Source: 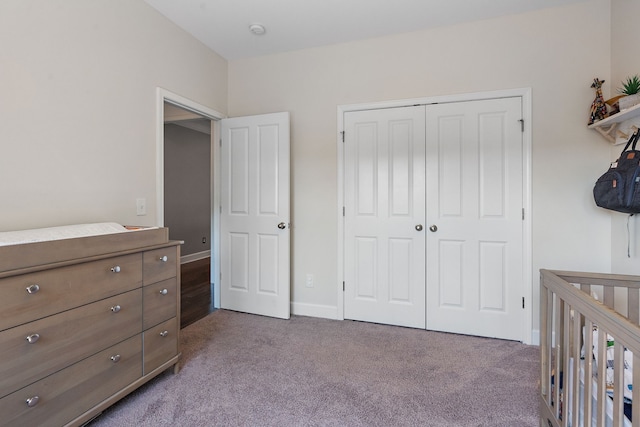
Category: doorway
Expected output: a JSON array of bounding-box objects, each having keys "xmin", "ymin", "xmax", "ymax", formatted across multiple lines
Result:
[
  {"xmin": 164, "ymin": 102, "xmax": 214, "ymax": 327},
  {"xmin": 338, "ymin": 89, "xmax": 532, "ymax": 343},
  {"xmin": 156, "ymin": 88, "xmax": 225, "ymax": 326}
]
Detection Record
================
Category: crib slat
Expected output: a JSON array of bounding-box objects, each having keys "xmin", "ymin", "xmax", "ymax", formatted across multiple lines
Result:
[
  {"xmin": 613, "ymin": 341, "xmax": 624, "ymax": 427},
  {"xmin": 540, "ymin": 282, "xmax": 550, "ymax": 404},
  {"xmin": 603, "ymin": 286, "xmax": 615, "ymax": 309},
  {"xmin": 571, "ymin": 309, "xmax": 582, "ymax": 427},
  {"xmin": 628, "ymin": 287, "xmax": 640, "ymax": 325},
  {"xmin": 563, "ymin": 303, "xmax": 571, "ymax": 427},
  {"xmin": 541, "ymin": 284, "xmax": 550, "ymax": 398},
  {"xmin": 596, "ymin": 329, "xmax": 607, "ymax": 427},
  {"xmin": 633, "ymin": 353, "xmax": 640, "ymax": 426},
  {"xmin": 584, "ymin": 320, "xmax": 594, "ymax": 427},
  {"xmin": 553, "ymin": 292, "xmax": 563, "ymax": 422}
]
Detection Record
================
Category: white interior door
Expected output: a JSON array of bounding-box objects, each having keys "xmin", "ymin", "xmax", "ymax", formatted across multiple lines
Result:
[
  {"xmin": 343, "ymin": 106, "xmax": 426, "ymax": 329},
  {"xmin": 220, "ymin": 112, "xmax": 290, "ymax": 319},
  {"xmin": 425, "ymin": 98, "xmax": 524, "ymax": 340}
]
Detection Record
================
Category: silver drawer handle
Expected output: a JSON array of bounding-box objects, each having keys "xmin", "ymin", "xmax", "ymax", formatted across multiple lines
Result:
[
  {"xmin": 26, "ymin": 333, "xmax": 40, "ymax": 344},
  {"xmin": 160, "ymin": 330, "xmax": 169, "ymax": 337},
  {"xmin": 26, "ymin": 284, "xmax": 40, "ymax": 294},
  {"xmin": 26, "ymin": 396, "xmax": 40, "ymax": 408},
  {"xmin": 111, "ymin": 305, "xmax": 121, "ymax": 313},
  {"xmin": 110, "ymin": 265, "xmax": 121, "ymax": 273},
  {"xmin": 111, "ymin": 354, "xmax": 121, "ymax": 363},
  {"xmin": 159, "ymin": 255, "xmax": 168, "ymax": 262},
  {"xmin": 160, "ymin": 288, "xmax": 168, "ymax": 295}
]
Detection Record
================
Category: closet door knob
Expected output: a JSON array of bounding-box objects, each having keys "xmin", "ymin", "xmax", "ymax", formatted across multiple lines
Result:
[
  {"xmin": 415, "ymin": 224, "xmax": 423, "ymax": 231},
  {"xmin": 26, "ymin": 284, "xmax": 40, "ymax": 294},
  {"xmin": 277, "ymin": 222, "xmax": 287, "ymax": 230},
  {"xmin": 429, "ymin": 225, "xmax": 438, "ymax": 232}
]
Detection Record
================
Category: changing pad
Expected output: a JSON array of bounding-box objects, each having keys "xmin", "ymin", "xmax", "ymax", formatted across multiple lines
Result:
[{"xmin": 0, "ymin": 222, "xmax": 148, "ymax": 247}]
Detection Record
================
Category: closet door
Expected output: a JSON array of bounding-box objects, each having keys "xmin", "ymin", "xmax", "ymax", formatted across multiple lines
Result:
[
  {"xmin": 425, "ymin": 98, "xmax": 524, "ymax": 341},
  {"xmin": 343, "ymin": 106, "xmax": 426, "ymax": 329}
]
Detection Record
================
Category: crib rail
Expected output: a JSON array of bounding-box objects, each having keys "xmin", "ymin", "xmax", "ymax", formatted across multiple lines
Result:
[{"xmin": 540, "ymin": 269, "xmax": 640, "ymax": 427}]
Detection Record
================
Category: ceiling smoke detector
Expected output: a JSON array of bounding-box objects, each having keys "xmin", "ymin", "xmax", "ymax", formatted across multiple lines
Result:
[{"xmin": 249, "ymin": 23, "xmax": 266, "ymax": 35}]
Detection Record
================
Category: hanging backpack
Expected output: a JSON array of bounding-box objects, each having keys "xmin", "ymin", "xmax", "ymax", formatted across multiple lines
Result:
[{"xmin": 593, "ymin": 130, "xmax": 640, "ymax": 214}]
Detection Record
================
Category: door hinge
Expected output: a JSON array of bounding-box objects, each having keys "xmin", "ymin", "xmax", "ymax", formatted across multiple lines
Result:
[
  {"xmin": 343, "ymin": 281, "xmax": 345, "ymax": 291},
  {"xmin": 219, "ymin": 138, "xmax": 222, "ymax": 147},
  {"xmin": 522, "ymin": 297, "xmax": 525, "ymax": 309},
  {"xmin": 519, "ymin": 119, "xmax": 524, "ymax": 132},
  {"xmin": 522, "ymin": 208, "xmax": 525, "ymax": 220},
  {"xmin": 341, "ymin": 131, "xmax": 345, "ymax": 143},
  {"xmin": 342, "ymin": 206, "xmax": 345, "ymax": 217},
  {"xmin": 220, "ymin": 205, "xmax": 222, "ymax": 214}
]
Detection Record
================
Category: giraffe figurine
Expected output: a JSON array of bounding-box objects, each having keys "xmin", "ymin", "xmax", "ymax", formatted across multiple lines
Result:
[{"xmin": 589, "ymin": 78, "xmax": 608, "ymax": 125}]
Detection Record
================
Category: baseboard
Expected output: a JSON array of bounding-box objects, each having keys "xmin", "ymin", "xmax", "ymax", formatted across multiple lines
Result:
[
  {"xmin": 290, "ymin": 302, "xmax": 339, "ymax": 320},
  {"xmin": 531, "ymin": 329, "xmax": 540, "ymax": 346},
  {"xmin": 180, "ymin": 250, "xmax": 210, "ymax": 264}
]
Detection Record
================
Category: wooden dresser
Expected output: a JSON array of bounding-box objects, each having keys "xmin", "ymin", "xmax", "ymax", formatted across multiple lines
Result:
[{"xmin": 0, "ymin": 227, "xmax": 181, "ymax": 427}]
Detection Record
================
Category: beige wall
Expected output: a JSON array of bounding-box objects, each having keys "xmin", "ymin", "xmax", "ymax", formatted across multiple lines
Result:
[
  {"xmin": 228, "ymin": 0, "xmax": 613, "ymax": 340},
  {"xmin": 610, "ymin": 0, "xmax": 640, "ymax": 273},
  {"xmin": 0, "ymin": 0, "xmax": 227, "ymax": 230}
]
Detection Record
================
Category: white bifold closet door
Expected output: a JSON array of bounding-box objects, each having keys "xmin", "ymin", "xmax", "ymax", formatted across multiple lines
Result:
[{"xmin": 343, "ymin": 98, "xmax": 524, "ymax": 341}]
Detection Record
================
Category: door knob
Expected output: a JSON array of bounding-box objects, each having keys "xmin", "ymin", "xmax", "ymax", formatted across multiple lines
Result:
[
  {"xmin": 429, "ymin": 225, "xmax": 438, "ymax": 232},
  {"xmin": 277, "ymin": 222, "xmax": 287, "ymax": 230},
  {"xmin": 415, "ymin": 224, "xmax": 423, "ymax": 231}
]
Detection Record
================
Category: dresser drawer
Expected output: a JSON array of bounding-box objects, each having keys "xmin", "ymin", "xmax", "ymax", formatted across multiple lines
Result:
[
  {"xmin": 0, "ymin": 334, "xmax": 142, "ymax": 427},
  {"xmin": 143, "ymin": 278, "xmax": 178, "ymax": 330},
  {"xmin": 0, "ymin": 253, "xmax": 142, "ymax": 332},
  {"xmin": 0, "ymin": 289, "xmax": 142, "ymax": 398},
  {"xmin": 144, "ymin": 317, "xmax": 178, "ymax": 375},
  {"xmin": 143, "ymin": 247, "xmax": 177, "ymax": 286}
]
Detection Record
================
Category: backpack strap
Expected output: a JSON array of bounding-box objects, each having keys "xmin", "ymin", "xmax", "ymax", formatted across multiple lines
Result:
[{"xmin": 623, "ymin": 130, "xmax": 640, "ymax": 152}]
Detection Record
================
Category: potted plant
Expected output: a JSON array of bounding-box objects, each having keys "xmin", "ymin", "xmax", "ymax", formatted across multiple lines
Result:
[{"xmin": 618, "ymin": 75, "xmax": 640, "ymax": 110}]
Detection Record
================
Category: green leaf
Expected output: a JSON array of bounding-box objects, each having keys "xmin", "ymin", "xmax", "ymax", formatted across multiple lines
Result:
[{"xmin": 618, "ymin": 75, "xmax": 640, "ymax": 95}]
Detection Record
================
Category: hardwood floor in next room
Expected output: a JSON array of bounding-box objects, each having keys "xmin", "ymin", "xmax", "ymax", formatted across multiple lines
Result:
[{"xmin": 180, "ymin": 257, "xmax": 214, "ymax": 328}]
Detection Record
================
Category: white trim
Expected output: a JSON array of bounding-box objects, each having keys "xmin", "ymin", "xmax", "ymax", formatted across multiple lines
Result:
[
  {"xmin": 155, "ymin": 87, "xmax": 225, "ymax": 310},
  {"xmin": 211, "ymin": 119, "xmax": 221, "ymax": 309},
  {"xmin": 180, "ymin": 250, "xmax": 211, "ymax": 264},
  {"xmin": 336, "ymin": 113, "xmax": 345, "ymax": 321},
  {"xmin": 521, "ymin": 88, "xmax": 534, "ymax": 346},
  {"xmin": 291, "ymin": 302, "xmax": 339, "ymax": 320},
  {"xmin": 337, "ymin": 88, "xmax": 534, "ymax": 344},
  {"xmin": 532, "ymin": 329, "xmax": 540, "ymax": 347}
]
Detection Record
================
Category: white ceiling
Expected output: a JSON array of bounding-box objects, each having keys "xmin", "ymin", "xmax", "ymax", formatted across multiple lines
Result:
[{"xmin": 145, "ymin": 0, "xmax": 588, "ymax": 60}]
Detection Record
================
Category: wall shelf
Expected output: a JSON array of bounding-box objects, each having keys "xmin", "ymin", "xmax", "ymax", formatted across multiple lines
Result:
[{"xmin": 588, "ymin": 102, "xmax": 640, "ymax": 144}]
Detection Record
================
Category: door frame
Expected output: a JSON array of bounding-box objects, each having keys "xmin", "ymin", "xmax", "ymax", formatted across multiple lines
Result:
[
  {"xmin": 155, "ymin": 87, "xmax": 226, "ymax": 309},
  {"xmin": 337, "ymin": 88, "xmax": 533, "ymax": 344}
]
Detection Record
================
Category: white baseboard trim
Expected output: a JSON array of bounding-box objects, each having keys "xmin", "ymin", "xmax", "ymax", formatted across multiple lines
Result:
[
  {"xmin": 180, "ymin": 250, "xmax": 210, "ymax": 264},
  {"xmin": 531, "ymin": 329, "xmax": 540, "ymax": 346},
  {"xmin": 291, "ymin": 302, "xmax": 339, "ymax": 320}
]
